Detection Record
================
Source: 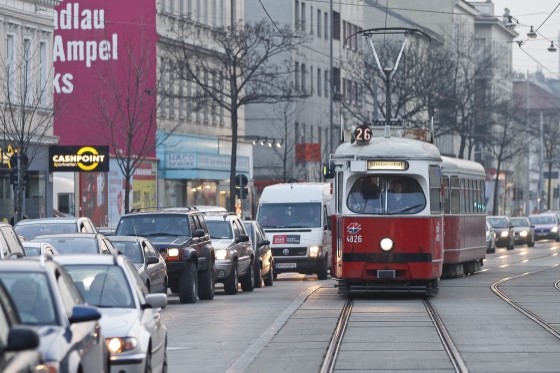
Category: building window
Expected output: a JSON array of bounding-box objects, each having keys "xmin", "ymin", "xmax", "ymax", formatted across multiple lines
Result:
[
  {"xmin": 219, "ymin": 72, "xmax": 225, "ymax": 125},
  {"xmin": 295, "ymin": 62, "xmax": 299, "ymax": 90},
  {"xmin": 212, "ymin": 0, "xmax": 217, "ymax": 27},
  {"xmin": 333, "ymin": 11, "xmax": 340, "ymax": 40},
  {"xmin": 301, "ymin": 123, "xmax": 306, "ymax": 143},
  {"xmin": 169, "ymin": 67, "xmax": 175, "ymax": 117},
  {"xmin": 301, "ymin": 2, "xmax": 306, "ymax": 30},
  {"xmin": 187, "ymin": 79, "xmax": 193, "ymax": 120},
  {"xmin": 310, "ymin": 6, "xmax": 313, "ymax": 34},
  {"xmin": 39, "ymin": 42, "xmax": 48, "ymax": 107},
  {"xmin": 179, "ymin": 75, "xmax": 185, "ymax": 119},
  {"xmin": 170, "ymin": 0, "xmax": 174, "ymax": 14},
  {"xmin": 324, "ymin": 12, "xmax": 328, "ymax": 39},
  {"xmin": 23, "ymin": 39, "xmax": 33, "ymax": 106},
  {"xmin": 310, "ymin": 66, "xmax": 313, "ymax": 96},
  {"xmin": 317, "ymin": 9, "xmax": 321, "ymax": 37},
  {"xmin": 188, "ymin": 0, "xmax": 192, "ymax": 17},
  {"xmin": 6, "ymin": 34, "xmax": 15, "ymax": 101},
  {"xmin": 212, "ymin": 73, "xmax": 218, "ymax": 124},
  {"xmin": 295, "ymin": 122, "xmax": 299, "ymax": 144},
  {"xmin": 310, "ymin": 125, "xmax": 314, "ymax": 143},
  {"xmin": 196, "ymin": 0, "xmax": 201, "ymax": 22},
  {"xmin": 203, "ymin": 70, "xmax": 209, "ymax": 123},
  {"xmin": 160, "ymin": 59, "xmax": 167, "ymax": 117},
  {"xmin": 301, "ymin": 63, "xmax": 306, "ymax": 93},
  {"xmin": 324, "ymin": 69, "xmax": 328, "ymax": 98},
  {"xmin": 317, "ymin": 68, "xmax": 321, "ymax": 96},
  {"xmin": 295, "ymin": 0, "xmax": 300, "ymax": 25}
]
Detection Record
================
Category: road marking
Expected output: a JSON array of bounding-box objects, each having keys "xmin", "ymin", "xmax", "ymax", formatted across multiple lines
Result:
[
  {"xmin": 226, "ymin": 284, "xmax": 325, "ymax": 373},
  {"xmin": 167, "ymin": 347, "xmax": 191, "ymax": 351}
]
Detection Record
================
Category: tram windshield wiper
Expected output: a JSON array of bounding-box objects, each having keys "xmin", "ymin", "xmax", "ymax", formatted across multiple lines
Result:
[{"xmin": 388, "ymin": 204, "xmax": 423, "ymax": 215}]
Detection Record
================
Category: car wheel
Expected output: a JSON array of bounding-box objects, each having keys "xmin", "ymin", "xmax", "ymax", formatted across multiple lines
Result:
[
  {"xmin": 224, "ymin": 262, "xmax": 239, "ymax": 294},
  {"xmin": 241, "ymin": 261, "xmax": 255, "ymax": 292},
  {"xmin": 528, "ymin": 236, "xmax": 535, "ymax": 247},
  {"xmin": 144, "ymin": 350, "xmax": 152, "ymax": 373},
  {"xmin": 162, "ymin": 338, "xmax": 168, "ymax": 373},
  {"xmin": 162, "ymin": 277, "xmax": 168, "ymax": 295},
  {"xmin": 254, "ymin": 262, "xmax": 263, "ymax": 288},
  {"xmin": 317, "ymin": 257, "xmax": 328, "ymax": 280},
  {"xmin": 178, "ymin": 262, "xmax": 198, "ymax": 304},
  {"xmin": 264, "ymin": 263, "xmax": 274, "ymax": 286},
  {"xmin": 197, "ymin": 261, "xmax": 215, "ymax": 300}
]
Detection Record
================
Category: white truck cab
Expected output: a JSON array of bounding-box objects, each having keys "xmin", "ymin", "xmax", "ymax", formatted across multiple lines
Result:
[{"xmin": 256, "ymin": 183, "xmax": 332, "ymax": 279}]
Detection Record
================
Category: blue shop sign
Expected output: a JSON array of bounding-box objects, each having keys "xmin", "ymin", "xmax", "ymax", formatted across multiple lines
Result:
[{"xmin": 165, "ymin": 153, "xmax": 249, "ymax": 172}]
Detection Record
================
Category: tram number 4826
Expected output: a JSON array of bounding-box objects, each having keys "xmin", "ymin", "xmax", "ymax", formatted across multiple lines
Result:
[{"xmin": 347, "ymin": 235, "xmax": 362, "ymax": 243}]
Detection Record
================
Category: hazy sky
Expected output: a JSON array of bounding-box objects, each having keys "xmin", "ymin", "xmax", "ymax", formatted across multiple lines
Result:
[{"xmin": 491, "ymin": 0, "xmax": 560, "ymax": 78}]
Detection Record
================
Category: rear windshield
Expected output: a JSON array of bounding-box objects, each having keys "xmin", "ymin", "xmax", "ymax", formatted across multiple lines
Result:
[
  {"xmin": 487, "ymin": 218, "xmax": 508, "ymax": 228},
  {"xmin": 529, "ymin": 216, "xmax": 556, "ymax": 224},
  {"xmin": 15, "ymin": 223, "xmax": 77, "ymax": 240},
  {"xmin": 510, "ymin": 218, "xmax": 529, "ymax": 227},
  {"xmin": 34, "ymin": 237, "xmax": 98, "ymax": 254},
  {"xmin": 115, "ymin": 214, "xmax": 191, "ymax": 237},
  {"xmin": 347, "ymin": 175, "xmax": 426, "ymax": 215},
  {"xmin": 206, "ymin": 221, "xmax": 233, "ymax": 239},
  {"xmin": 63, "ymin": 265, "xmax": 135, "ymax": 308},
  {"xmin": 22, "ymin": 245, "xmax": 40, "ymax": 256},
  {"xmin": 0, "ymin": 272, "xmax": 57, "ymax": 325},
  {"xmin": 110, "ymin": 241, "xmax": 143, "ymax": 263}
]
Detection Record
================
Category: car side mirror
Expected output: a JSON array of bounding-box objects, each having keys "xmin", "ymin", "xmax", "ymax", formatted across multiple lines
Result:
[
  {"xmin": 147, "ymin": 256, "xmax": 159, "ymax": 265},
  {"xmin": 257, "ymin": 239, "xmax": 270, "ymax": 247},
  {"xmin": 236, "ymin": 234, "xmax": 249, "ymax": 243},
  {"xmin": 192, "ymin": 229, "xmax": 205, "ymax": 238},
  {"xmin": 6, "ymin": 326, "xmax": 39, "ymax": 351},
  {"xmin": 69, "ymin": 305, "xmax": 101, "ymax": 324},
  {"xmin": 143, "ymin": 293, "xmax": 167, "ymax": 309}
]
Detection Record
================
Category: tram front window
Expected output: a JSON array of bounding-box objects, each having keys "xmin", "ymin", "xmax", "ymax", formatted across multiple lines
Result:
[{"xmin": 347, "ymin": 176, "xmax": 426, "ymax": 215}]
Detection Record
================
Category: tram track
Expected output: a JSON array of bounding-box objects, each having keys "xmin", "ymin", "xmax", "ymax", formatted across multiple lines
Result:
[
  {"xmin": 491, "ymin": 263, "xmax": 560, "ymax": 340},
  {"xmin": 320, "ymin": 296, "xmax": 467, "ymax": 373}
]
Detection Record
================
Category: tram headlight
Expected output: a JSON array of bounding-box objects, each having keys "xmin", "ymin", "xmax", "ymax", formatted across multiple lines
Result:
[
  {"xmin": 379, "ymin": 238, "xmax": 393, "ymax": 252},
  {"xmin": 520, "ymin": 231, "xmax": 528, "ymax": 237},
  {"xmin": 501, "ymin": 231, "xmax": 509, "ymax": 237}
]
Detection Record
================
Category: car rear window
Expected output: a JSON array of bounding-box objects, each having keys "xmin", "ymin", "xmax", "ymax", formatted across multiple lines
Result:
[
  {"xmin": 206, "ymin": 221, "xmax": 233, "ymax": 239},
  {"xmin": 15, "ymin": 223, "xmax": 77, "ymax": 240},
  {"xmin": 115, "ymin": 215, "xmax": 191, "ymax": 237},
  {"xmin": 34, "ymin": 238, "xmax": 98, "ymax": 254}
]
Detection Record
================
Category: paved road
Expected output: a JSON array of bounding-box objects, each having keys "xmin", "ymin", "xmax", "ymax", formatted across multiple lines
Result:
[{"xmin": 161, "ymin": 240, "xmax": 560, "ymax": 373}]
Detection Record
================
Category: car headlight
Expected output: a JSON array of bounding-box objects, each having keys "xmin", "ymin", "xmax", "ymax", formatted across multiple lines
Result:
[
  {"xmin": 552, "ymin": 227, "xmax": 558, "ymax": 233},
  {"xmin": 520, "ymin": 231, "xmax": 528, "ymax": 237},
  {"xmin": 379, "ymin": 238, "xmax": 393, "ymax": 252},
  {"xmin": 309, "ymin": 246, "xmax": 322, "ymax": 258},
  {"xmin": 215, "ymin": 249, "xmax": 228, "ymax": 260},
  {"xmin": 168, "ymin": 248, "xmax": 179, "ymax": 257},
  {"xmin": 106, "ymin": 337, "xmax": 137, "ymax": 354},
  {"xmin": 501, "ymin": 231, "xmax": 509, "ymax": 237}
]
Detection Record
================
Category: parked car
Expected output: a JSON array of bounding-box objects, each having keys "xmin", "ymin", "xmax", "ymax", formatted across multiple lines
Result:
[
  {"xmin": 485, "ymin": 220, "xmax": 496, "ymax": 254},
  {"xmin": 22, "ymin": 241, "xmax": 59, "ymax": 257},
  {"xmin": 0, "ymin": 257, "xmax": 108, "ymax": 373},
  {"xmin": 0, "ymin": 223, "xmax": 26, "ymax": 259},
  {"xmin": 487, "ymin": 216, "xmax": 514, "ymax": 250},
  {"xmin": 0, "ymin": 280, "xmax": 46, "ymax": 373},
  {"xmin": 244, "ymin": 220, "xmax": 274, "ymax": 287},
  {"xmin": 55, "ymin": 254, "xmax": 168, "ymax": 373},
  {"xmin": 108, "ymin": 236, "xmax": 168, "ymax": 294},
  {"xmin": 114, "ymin": 208, "xmax": 215, "ymax": 304},
  {"xmin": 510, "ymin": 217, "xmax": 535, "ymax": 247},
  {"xmin": 14, "ymin": 217, "xmax": 97, "ymax": 240},
  {"xmin": 32, "ymin": 233, "xmax": 118, "ymax": 255},
  {"xmin": 205, "ymin": 212, "xmax": 255, "ymax": 294},
  {"xmin": 528, "ymin": 213, "xmax": 560, "ymax": 242}
]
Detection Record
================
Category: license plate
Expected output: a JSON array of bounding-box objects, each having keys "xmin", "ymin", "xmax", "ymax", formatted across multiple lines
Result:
[
  {"xmin": 537, "ymin": 232, "xmax": 548, "ymax": 236},
  {"xmin": 277, "ymin": 263, "xmax": 296, "ymax": 269}
]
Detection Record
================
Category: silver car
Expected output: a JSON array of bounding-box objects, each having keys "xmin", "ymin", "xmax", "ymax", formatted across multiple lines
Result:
[
  {"xmin": 108, "ymin": 236, "xmax": 168, "ymax": 294},
  {"xmin": 204, "ymin": 213, "xmax": 255, "ymax": 294},
  {"xmin": 22, "ymin": 241, "xmax": 59, "ymax": 257},
  {"xmin": 55, "ymin": 254, "xmax": 168, "ymax": 373}
]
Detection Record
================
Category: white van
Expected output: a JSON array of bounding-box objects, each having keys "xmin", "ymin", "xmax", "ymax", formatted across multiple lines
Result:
[{"xmin": 256, "ymin": 183, "xmax": 332, "ymax": 279}]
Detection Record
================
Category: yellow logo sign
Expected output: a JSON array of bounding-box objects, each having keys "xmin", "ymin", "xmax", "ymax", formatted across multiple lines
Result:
[{"xmin": 52, "ymin": 146, "xmax": 106, "ymax": 171}]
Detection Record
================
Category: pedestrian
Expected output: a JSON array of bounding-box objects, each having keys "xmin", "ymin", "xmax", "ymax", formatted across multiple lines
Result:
[
  {"xmin": 532, "ymin": 207, "xmax": 538, "ymax": 215},
  {"xmin": 9, "ymin": 209, "xmax": 17, "ymax": 226}
]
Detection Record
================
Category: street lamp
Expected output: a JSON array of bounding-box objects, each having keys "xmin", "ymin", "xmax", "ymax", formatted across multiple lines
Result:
[
  {"xmin": 505, "ymin": 16, "xmax": 518, "ymax": 30},
  {"xmin": 548, "ymin": 42, "xmax": 558, "ymax": 53},
  {"xmin": 527, "ymin": 26, "xmax": 537, "ymax": 39}
]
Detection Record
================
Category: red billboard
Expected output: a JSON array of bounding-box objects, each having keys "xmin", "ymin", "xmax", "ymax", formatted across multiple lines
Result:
[{"xmin": 53, "ymin": 0, "xmax": 158, "ymax": 156}]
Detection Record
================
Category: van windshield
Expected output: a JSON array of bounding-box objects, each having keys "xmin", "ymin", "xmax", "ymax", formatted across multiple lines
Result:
[{"xmin": 258, "ymin": 203, "xmax": 322, "ymax": 228}]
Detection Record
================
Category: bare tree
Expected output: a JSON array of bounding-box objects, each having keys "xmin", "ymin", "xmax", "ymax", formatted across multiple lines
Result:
[
  {"xmin": 167, "ymin": 20, "xmax": 307, "ymax": 211},
  {"xmin": 487, "ymin": 96, "xmax": 528, "ymax": 215},
  {"xmin": 0, "ymin": 34, "xmax": 64, "ymax": 223},
  {"xmin": 89, "ymin": 26, "xmax": 179, "ymax": 214}
]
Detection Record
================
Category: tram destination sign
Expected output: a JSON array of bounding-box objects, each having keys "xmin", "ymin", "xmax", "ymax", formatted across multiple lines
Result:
[
  {"xmin": 49, "ymin": 146, "xmax": 110, "ymax": 172},
  {"xmin": 367, "ymin": 160, "xmax": 408, "ymax": 171}
]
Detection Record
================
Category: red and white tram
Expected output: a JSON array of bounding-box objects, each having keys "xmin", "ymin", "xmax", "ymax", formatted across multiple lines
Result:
[{"xmin": 328, "ymin": 125, "xmax": 486, "ymax": 295}]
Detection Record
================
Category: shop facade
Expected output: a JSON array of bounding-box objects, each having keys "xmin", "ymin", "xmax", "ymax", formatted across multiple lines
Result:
[{"xmin": 157, "ymin": 133, "xmax": 253, "ymax": 213}]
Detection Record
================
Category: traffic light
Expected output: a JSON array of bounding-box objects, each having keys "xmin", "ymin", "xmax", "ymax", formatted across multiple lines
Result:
[
  {"xmin": 529, "ymin": 191, "xmax": 534, "ymax": 200},
  {"xmin": 542, "ymin": 190, "xmax": 546, "ymax": 198},
  {"xmin": 236, "ymin": 187, "xmax": 248, "ymax": 199}
]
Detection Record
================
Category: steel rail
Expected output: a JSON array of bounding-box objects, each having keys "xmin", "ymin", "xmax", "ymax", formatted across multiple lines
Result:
[
  {"xmin": 491, "ymin": 264, "xmax": 560, "ymax": 340},
  {"xmin": 320, "ymin": 297, "xmax": 353, "ymax": 373},
  {"xmin": 423, "ymin": 298, "xmax": 468, "ymax": 373}
]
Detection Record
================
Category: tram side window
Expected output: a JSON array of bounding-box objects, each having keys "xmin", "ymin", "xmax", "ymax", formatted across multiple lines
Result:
[
  {"xmin": 468, "ymin": 179, "xmax": 473, "ymax": 213},
  {"xmin": 429, "ymin": 166, "xmax": 442, "ymax": 213},
  {"xmin": 337, "ymin": 171, "xmax": 343, "ymax": 213},
  {"xmin": 451, "ymin": 176, "xmax": 460, "ymax": 214},
  {"xmin": 480, "ymin": 180, "xmax": 486, "ymax": 212},
  {"xmin": 443, "ymin": 177, "xmax": 450, "ymax": 214}
]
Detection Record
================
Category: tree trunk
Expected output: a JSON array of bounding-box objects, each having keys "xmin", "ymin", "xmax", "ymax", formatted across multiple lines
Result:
[
  {"xmin": 228, "ymin": 107, "xmax": 238, "ymax": 212},
  {"xmin": 492, "ymin": 162, "xmax": 502, "ymax": 215},
  {"xmin": 458, "ymin": 136, "xmax": 466, "ymax": 159},
  {"xmin": 547, "ymin": 162, "xmax": 552, "ymax": 210},
  {"xmin": 124, "ymin": 172, "xmax": 132, "ymax": 214}
]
